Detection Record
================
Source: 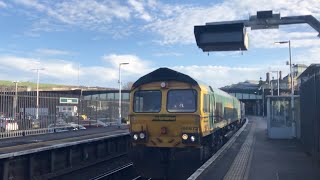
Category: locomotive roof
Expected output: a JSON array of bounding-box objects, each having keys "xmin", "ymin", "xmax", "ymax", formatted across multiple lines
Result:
[
  {"xmin": 132, "ymin": 67, "xmax": 238, "ymax": 101},
  {"xmin": 132, "ymin": 67, "xmax": 198, "ymax": 89}
]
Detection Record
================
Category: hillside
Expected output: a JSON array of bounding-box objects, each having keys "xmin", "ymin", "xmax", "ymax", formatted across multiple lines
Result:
[{"xmin": 0, "ymin": 80, "xmax": 67, "ymax": 89}]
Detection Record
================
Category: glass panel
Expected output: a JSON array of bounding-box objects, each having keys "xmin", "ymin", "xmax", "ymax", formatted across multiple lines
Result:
[
  {"xmin": 107, "ymin": 93, "xmax": 114, "ymax": 100},
  {"xmin": 99, "ymin": 93, "xmax": 107, "ymax": 100},
  {"xmin": 122, "ymin": 93, "xmax": 130, "ymax": 100},
  {"xmin": 133, "ymin": 91, "xmax": 161, "ymax": 113},
  {"xmin": 83, "ymin": 95, "xmax": 91, "ymax": 100},
  {"xmin": 243, "ymin": 93, "xmax": 249, "ymax": 99},
  {"xmin": 115, "ymin": 93, "xmax": 119, "ymax": 100},
  {"xmin": 167, "ymin": 89, "xmax": 197, "ymax": 112},
  {"xmin": 92, "ymin": 94, "xmax": 99, "ymax": 100},
  {"xmin": 270, "ymin": 98, "xmax": 292, "ymax": 127},
  {"xmin": 203, "ymin": 94, "xmax": 209, "ymax": 113}
]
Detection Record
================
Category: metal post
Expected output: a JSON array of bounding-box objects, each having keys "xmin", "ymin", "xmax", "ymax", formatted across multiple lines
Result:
[
  {"xmin": 277, "ymin": 71, "xmax": 280, "ymax": 96},
  {"xmin": 262, "ymin": 87, "xmax": 265, "ymax": 117},
  {"xmin": 118, "ymin": 63, "xmax": 129, "ymax": 127},
  {"xmin": 36, "ymin": 69, "xmax": 40, "ymax": 120},
  {"xmin": 274, "ymin": 40, "xmax": 295, "ymax": 136},
  {"xmin": 32, "ymin": 68, "xmax": 44, "ymax": 120},
  {"xmin": 77, "ymin": 63, "xmax": 80, "ymax": 88},
  {"xmin": 118, "ymin": 65, "xmax": 121, "ymax": 127},
  {"xmin": 13, "ymin": 81, "xmax": 19, "ymax": 119},
  {"xmin": 271, "ymin": 79, "xmax": 274, "ymax": 96},
  {"xmin": 289, "ymin": 40, "xmax": 296, "ymax": 137}
]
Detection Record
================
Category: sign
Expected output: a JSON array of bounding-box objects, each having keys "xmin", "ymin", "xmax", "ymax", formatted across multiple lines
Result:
[
  {"xmin": 59, "ymin": 97, "xmax": 79, "ymax": 104},
  {"xmin": 194, "ymin": 23, "xmax": 248, "ymax": 52}
]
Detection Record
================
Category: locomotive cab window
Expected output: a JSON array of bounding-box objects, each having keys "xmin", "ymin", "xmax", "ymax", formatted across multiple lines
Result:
[
  {"xmin": 167, "ymin": 89, "xmax": 197, "ymax": 112},
  {"xmin": 134, "ymin": 90, "xmax": 161, "ymax": 113},
  {"xmin": 203, "ymin": 94, "xmax": 210, "ymax": 113}
]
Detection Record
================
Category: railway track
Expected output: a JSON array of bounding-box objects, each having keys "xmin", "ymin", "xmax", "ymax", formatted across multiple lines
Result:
[
  {"xmin": 90, "ymin": 162, "xmax": 145, "ymax": 180},
  {"xmin": 132, "ymin": 176, "xmax": 152, "ymax": 180}
]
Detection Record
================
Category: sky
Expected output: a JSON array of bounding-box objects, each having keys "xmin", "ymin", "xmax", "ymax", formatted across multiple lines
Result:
[{"xmin": 0, "ymin": 0, "xmax": 320, "ymax": 88}]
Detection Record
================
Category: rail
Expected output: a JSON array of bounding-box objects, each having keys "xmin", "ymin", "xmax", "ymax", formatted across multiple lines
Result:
[{"xmin": 90, "ymin": 163, "xmax": 134, "ymax": 180}]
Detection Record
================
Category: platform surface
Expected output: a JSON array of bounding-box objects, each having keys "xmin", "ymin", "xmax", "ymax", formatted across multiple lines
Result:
[
  {"xmin": 0, "ymin": 126, "xmax": 129, "ymax": 156},
  {"xmin": 198, "ymin": 116, "xmax": 320, "ymax": 180}
]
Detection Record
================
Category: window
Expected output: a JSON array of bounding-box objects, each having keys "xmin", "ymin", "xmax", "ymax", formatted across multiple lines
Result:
[
  {"xmin": 107, "ymin": 93, "xmax": 114, "ymax": 100},
  {"xmin": 133, "ymin": 90, "xmax": 161, "ymax": 113},
  {"xmin": 203, "ymin": 94, "xmax": 210, "ymax": 113},
  {"xmin": 215, "ymin": 103, "xmax": 223, "ymax": 122},
  {"xmin": 99, "ymin": 93, "xmax": 107, "ymax": 100},
  {"xmin": 122, "ymin": 93, "xmax": 130, "ymax": 100},
  {"xmin": 167, "ymin": 89, "xmax": 197, "ymax": 112}
]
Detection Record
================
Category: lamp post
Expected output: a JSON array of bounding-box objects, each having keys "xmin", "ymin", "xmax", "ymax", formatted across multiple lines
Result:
[
  {"xmin": 274, "ymin": 40, "xmax": 295, "ymax": 136},
  {"xmin": 32, "ymin": 68, "xmax": 45, "ymax": 120},
  {"xmin": 270, "ymin": 71, "xmax": 280, "ymax": 96},
  {"xmin": 12, "ymin": 81, "xmax": 19, "ymax": 119},
  {"xmin": 118, "ymin": 63, "xmax": 129, "ymax": 127},
  {"xmin": 259, "ymin": 86, "xmax": 265, "ymax": 117}
]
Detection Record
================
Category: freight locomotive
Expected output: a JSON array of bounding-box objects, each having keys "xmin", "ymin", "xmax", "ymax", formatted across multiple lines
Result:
[{"xmin": 128, "ymin": 67, "xmax": 244, "ymax": 179}]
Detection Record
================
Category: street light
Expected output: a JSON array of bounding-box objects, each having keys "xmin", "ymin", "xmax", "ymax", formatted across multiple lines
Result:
[
  {"xmin": 274, "ymin": 40, "xmax": 295, "ymax": 136},
  {"xmin": 32, "ymin": 68, "xmax": 45, "ymax": 120},
  {"xmin": 118, "ymin": 63, "xmax": 129, "ymax": 127},
  {"xmin": 274, "ymin": 41, "xmax": 293, "ymax": 97},
  {"xmin": 12, "ymin": 81, "xmax": 19, "ymax": 119}
]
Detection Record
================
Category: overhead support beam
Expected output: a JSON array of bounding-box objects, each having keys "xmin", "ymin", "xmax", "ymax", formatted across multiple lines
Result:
[{"xmin": 195, "ymin": 10, "xmax": 320, "ymax": 52}]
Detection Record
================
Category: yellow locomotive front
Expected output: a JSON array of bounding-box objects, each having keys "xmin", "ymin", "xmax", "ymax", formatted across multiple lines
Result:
[
  {"xmin": 130, "ymin": 81, "xmax": 201, "ymax": 148},
  {"xmin": 129, "ymin": 68, "xmax": 208, "ymax": 179}
]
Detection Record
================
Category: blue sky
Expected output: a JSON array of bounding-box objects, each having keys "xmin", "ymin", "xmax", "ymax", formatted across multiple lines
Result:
[{"xmin": 0, "ymin": 0, "xmax": 319, "ymax": 88}]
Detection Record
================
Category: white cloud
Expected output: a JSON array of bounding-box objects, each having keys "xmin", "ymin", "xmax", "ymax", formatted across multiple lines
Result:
[
  {"xmin": 35, "ymin": 48, "xmax": 72, "ymax": 56},
  {"xmin": 173, "ymin": 65, "xmax": 263, "ymax": 88},
  {"xmin": 128, "ymin": 0, "xmax": 152, "ymax": 21},
  {"xmin": 0, "ymin": 1, "xmax": 7, "ymax": 8},
  {"xmin": 295, "ymin": 47, "xmax": 320, "ymax": 65},
  {"xmin": 103, "ymin": 54, "xmax": 152, "ymax": 75},
  {"xmin": 145, "ymin": 0, "xmax": 320, "ymax": 47},
  {"xmin": 1, "ymin": 50, "xmax": 319, "ymax": 88},
  {"xmin": 249, "ymin": 29, "xmax": 320, "ymax": 49},
  {"xmin": 13, "ymin": 0, "xmax": 155, "ymax": 37},
  {"xmin": 0, "ymin": 54, "xmax": 154, "ymax": 87}
]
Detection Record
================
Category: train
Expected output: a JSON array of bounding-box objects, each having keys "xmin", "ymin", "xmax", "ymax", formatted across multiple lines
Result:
[{"xmin": 128, "ymin": 67, "xmax": 245, "ymax": 179}]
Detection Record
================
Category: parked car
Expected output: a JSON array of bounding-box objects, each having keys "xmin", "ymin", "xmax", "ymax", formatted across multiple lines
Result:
[
  {"xmin": 48, "ymin": 123, "xmax": 86, "ymax": 132},
  {"xmin": 0, "ymin": 117, "xmax": 19, "ymax": 132}
]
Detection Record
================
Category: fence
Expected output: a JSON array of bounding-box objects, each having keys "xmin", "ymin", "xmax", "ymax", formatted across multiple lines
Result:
[
  {"xmin": 300, "ymin": 73, "xmax": 320, "ymax": 163},
  {"xmin": 0, "ymin": 87, "xmax": 130, "ymax": 139}
]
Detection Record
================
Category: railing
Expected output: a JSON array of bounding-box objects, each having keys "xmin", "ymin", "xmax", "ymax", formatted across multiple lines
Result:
[{"xmin": 0, "ymin": 87, "xmax": 129, "ymax": 139}]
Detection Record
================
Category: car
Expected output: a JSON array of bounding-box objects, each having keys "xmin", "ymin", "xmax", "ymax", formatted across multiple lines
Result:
[
  {"xmin": 68, "ymin": 122, "xmax": 86, "ymax": 130},
  {"xmin": 0, "ymin": 117, "xmax": 19, "ymax": 132},
  {"xmin": 48, "ymin": 123, "xmax": 86, "ymax": 132}
]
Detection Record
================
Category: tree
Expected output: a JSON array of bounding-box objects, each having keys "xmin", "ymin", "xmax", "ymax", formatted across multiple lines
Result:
[{"xmin": 122, "ymin": 82, "xmax": 134, "ymax": 90}]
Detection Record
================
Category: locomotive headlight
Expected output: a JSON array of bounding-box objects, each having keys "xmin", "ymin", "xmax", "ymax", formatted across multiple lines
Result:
[
  {"xmin": 160, "ymin": 82, "xmax": 166, "ymax": 88},
  {"xmin": 182, "ymin": 134, "xmax": 188, "ymax": 140},
  {"xmin": 133, "ymin": 134, "xmax": 138, "ymax": 140},
  {"xmin": 139, "ymin": 132, "xmax": 145, "ymax": 139},
  {"xmin": 190, "ymin": 136, "xmax": 196, "ymax": 142}
]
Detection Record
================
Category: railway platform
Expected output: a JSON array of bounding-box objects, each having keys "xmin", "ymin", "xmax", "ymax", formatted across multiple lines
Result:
[
  {"xmin": 0, "ymin": 125, "xmax": 130, "ymax": 180},
  {"xmin": 189, "ymin": 116, "xmax": 320, "ymax": 180},
  {"xmin": 0, "ymin": 125, "xmax": 129, "ymax": 154}
]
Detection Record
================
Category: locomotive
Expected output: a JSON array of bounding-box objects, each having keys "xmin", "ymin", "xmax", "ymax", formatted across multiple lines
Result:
[{"xmin": 128, "ymin": 68, "xmax": 244, "ymax": 179}]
